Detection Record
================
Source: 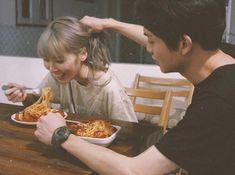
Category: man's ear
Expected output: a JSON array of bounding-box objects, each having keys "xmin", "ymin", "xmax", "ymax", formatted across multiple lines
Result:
[
  {"xmin": 180, "ymin": 35, "xmax": 192, "ymax": 55},
  {"xmin": 78, "ymin": 47, "xmax": 88, "ymax": 61}
]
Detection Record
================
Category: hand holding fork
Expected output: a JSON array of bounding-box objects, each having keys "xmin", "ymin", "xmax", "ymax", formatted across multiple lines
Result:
[{"xmin": 2, "ymin": 83, "xmax": 39, "ymax": 103}]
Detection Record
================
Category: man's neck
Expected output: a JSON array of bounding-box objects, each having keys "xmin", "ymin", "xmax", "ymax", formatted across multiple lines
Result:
[{"xmin": 181, "ymin": 46, "xmax": 235, "ymax": 85}]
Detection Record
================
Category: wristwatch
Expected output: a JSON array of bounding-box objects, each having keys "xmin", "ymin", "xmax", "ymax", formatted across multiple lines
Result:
[{"xmin": 51, "ymin": 126, "xmax": 72, "ymax": 149}]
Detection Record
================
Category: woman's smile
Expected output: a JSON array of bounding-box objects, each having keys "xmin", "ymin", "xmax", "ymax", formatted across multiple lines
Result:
[{"xmin": 52, "ymin": 73, "xmax": 65, "ymax": 80}]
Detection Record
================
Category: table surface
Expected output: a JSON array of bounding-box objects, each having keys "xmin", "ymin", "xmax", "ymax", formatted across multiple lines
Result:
[{"xmin": 0, "ymin": 103, "xmax": 163, "ymax": 175}]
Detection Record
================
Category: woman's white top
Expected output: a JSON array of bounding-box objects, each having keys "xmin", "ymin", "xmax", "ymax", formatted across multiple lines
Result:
[{"xmin": 38, "ymin": 69, "xmax": 138, "ymax": 123}]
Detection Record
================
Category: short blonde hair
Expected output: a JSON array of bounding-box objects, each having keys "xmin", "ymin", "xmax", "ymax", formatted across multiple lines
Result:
[{"xmin": 37, "ymin": 16, "xmax": 111, "ymax": 71}]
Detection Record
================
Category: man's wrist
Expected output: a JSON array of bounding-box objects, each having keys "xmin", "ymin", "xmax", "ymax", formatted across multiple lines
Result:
[
  {"xmin": 51, "ymin": 126, "xmax": 72, "ymax": 149},
  {"xmin": 101, "ymin": 18, "xmax": 118, "ymax": 30}
]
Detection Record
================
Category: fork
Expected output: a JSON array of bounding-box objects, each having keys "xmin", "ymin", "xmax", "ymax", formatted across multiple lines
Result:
[{"xmin": 1, "ymin": 85, "xmax": 40, "ymax": 94}]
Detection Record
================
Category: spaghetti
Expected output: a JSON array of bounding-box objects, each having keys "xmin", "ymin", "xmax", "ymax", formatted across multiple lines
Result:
[
  {"xmin": 68, "ymin": 120, "xmax": 114, "ymax": 138},
  {"xmin": 16, "ymin": 87, "xmax": 64, "ymax": 122}
]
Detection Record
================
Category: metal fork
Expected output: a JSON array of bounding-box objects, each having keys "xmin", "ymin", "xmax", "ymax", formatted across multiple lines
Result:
[{"xmin": 1, "ymin": 85, "xmax": 40, "ymax": 94}]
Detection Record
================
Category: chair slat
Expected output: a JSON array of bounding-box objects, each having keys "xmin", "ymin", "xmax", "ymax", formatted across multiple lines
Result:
[
  {"xmin": 125, "ymin": 87, "xmax": 172, "ymax": 132},
  {"xmin": 134, "ymin": 74, "xmax": 194, "ymax": 103},
  {"xmin": 134, "ymin": 104, "xmax": 162, "ymax": 115}
]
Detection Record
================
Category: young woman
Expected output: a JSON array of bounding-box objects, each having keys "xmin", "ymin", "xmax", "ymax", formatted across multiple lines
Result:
[{"xmin": 5, "ymin": 16, "xmax": 137, "ymax": 123}]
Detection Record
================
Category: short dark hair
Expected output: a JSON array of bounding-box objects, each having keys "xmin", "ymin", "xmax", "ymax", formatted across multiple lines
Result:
[{"xmin": 136, "ymin": 0, "xmax": 226, "ymax": 50}]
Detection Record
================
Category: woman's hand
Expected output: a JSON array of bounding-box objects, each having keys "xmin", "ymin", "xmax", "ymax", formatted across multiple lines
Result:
[
  {"xmin": 34, "ymin": 113, "xmax": 67, "ymax": 145},
  {"xmin": 4, "ymin": 82, "xmax": 27, "ymax": 103}
]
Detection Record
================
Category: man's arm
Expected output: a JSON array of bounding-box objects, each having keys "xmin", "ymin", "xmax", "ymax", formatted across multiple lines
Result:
[
  {"xmin": 62, "ymin": 133, "xmax": 177, "ymax": 175},
  {"xmin": 35, "ymin": 113, "xmax": 177, "ymax": 175},
  {"xmin": 80, "ymin": 16, "xmax": 148, "ymax": 47}
]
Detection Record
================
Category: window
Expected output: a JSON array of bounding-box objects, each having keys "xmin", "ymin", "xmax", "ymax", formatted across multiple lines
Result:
[{"xmin": 16, "ymin": 0, "xmax": 53, "ymax": 26}]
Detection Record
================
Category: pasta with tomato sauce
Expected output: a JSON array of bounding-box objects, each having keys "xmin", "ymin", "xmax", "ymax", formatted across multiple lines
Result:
[
  {"xmin": 16, "ymin": 87, "xmax": 65, "ymax": 122},
  {"xmin": 68, "ymin": 120, "xmax": 115, "ymax": 138}
]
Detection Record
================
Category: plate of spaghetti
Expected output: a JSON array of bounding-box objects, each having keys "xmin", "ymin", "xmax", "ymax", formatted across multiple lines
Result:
[
  {"xmin": 11, "ymin": 87, "xmax": 67, "ymax": 125},
  {"xmin": 67, "ymin": 120, "xmax": 121, "ymax": 147}
]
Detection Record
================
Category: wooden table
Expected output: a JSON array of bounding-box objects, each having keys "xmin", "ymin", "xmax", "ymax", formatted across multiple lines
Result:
[{"xmin": 0, "ymin": 103, "xmax": 163, "ymax": 175}]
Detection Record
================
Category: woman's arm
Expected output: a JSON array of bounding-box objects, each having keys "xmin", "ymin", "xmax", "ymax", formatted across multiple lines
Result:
[
  {"xmin": 4, "ymin": 82, "xmax": 39, "ymax": 106},
  {"xmin": 80, "ymin": 16, "xmax": 148, "ymax": 47},
  {"xmin": 22, "ymin": 93, "xmax": 40, "ymax": 107}
]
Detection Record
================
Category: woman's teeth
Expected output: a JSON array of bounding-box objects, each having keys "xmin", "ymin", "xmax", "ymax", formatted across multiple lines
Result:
[{"xmin": 53, "ymin": 74, "xmax": 64, "ymax": 78}]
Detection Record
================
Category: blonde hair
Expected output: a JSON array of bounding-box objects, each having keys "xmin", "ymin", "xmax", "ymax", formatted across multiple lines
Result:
[{"xmin": 37, "ymin": 16, "xmax": 111, "ymax": 71}]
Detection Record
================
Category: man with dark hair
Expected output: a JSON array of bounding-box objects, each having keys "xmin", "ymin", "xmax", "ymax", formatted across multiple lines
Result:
[
  {"xmin": 35, "ymin": 0, "xmax": 235, "ymax": 174},
  {"xmin": 136, "ymin": 0, "xmax": 226, "ymax": 51}
]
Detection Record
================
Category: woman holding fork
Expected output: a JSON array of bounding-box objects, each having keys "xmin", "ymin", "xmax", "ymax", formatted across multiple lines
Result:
[{"xmin": 4, "ymin": 16, "xmax": 137, "ymax": 123}]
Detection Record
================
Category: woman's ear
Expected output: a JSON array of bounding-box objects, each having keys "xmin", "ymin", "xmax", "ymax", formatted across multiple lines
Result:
[
  {"xmin": 180, "ymin": 35, "xmax": 192, "ymax": 55},
  {"xmin": 78, "ymin": 47, "xmax": 88, "ymax": 61}
]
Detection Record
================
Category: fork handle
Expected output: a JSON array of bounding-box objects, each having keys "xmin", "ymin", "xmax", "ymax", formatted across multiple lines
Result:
[
  {"xmin": 1, "ymin": 85, "xmax": 9, "ymax": 90},
  {"xmin": 1, "ymin": 85, "xmax": 27, "ymax": 91}
]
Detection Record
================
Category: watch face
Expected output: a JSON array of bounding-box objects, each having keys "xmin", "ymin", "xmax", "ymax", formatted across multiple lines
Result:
[
  {"xmin": 57, "ymin": 127, "xmax": 68, "ymax": 136},
  {"xmin": 52, "ymin": 126, "xmax": 71, "ymax": 148}
]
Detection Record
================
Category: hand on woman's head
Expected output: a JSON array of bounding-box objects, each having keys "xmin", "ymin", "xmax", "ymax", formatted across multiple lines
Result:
[{"xmin": 80, "ymin": 16, "xmax": 109, "ymax": 33}]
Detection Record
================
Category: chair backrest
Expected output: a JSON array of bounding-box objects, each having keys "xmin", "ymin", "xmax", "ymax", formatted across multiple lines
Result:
[
  {"xmin": 125, "ymin": 87, "xmax": 172, "ymax": 132},
  {"xmin": 133, "ymin": 74, "xmax": 194, "ymax": 104}
]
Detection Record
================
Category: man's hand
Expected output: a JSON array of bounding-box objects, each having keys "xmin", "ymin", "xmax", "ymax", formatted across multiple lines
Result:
[
  {"xmin": 35, "ymin": 113, "xmax": 66, "ymax": 145},
  {"xmin": 80, "ymin": 16, "xmax": 112, "ymax": 32}
]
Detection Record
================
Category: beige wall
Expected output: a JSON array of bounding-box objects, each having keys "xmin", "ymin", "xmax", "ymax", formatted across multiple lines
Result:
[{"xmin": 0, "ymin": 56, "xmax": 184, "ymax": 104}]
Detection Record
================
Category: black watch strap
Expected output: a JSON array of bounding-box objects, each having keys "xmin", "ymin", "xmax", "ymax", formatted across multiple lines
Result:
[{"xmin": 51, "ymin": 126, "xmax": 72, "ymax": 149}]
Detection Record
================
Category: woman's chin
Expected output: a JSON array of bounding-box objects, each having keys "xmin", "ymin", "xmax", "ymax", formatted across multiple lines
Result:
[
  {"xmin": 55, "ymin": 77, "xmax": 70, "ymax": 84},
  {"xmin": 159, "ymin": 66, "xmax": 169, "ymax": 73}
]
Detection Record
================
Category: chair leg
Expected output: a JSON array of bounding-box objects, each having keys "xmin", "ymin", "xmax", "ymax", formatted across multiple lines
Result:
[{"xmin": 167, "ymin": 168, "xmax": 182, "ymax": 175}]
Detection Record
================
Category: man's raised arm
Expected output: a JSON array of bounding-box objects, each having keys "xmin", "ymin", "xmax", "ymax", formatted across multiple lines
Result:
[{"xmin": 80, "ymin": 16, "xmax": 148, "ymax": 47}]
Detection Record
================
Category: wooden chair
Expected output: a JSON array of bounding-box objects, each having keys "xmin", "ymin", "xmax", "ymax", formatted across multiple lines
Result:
[
  {"xmin": 132, "ymin": 75, "xmax": 192, "ymax": 175},
  {"xmin": 125, "ymin": 88, "xmax": 172, "ymax": 132},
  {"xmin": 133, "ymin": 74, "xmax": 194, "ymax": 104},
  {"xmin": 132, "ymin": 74, "xmax": 194, "ymax": 128}
]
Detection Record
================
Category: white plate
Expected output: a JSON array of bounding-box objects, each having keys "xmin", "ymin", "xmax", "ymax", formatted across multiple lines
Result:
[
  {"xmin": 66, "ymin": 120, "xmax": 121, "ymax": 147},
  {"xmin": 11, "ymin": 112, "xmax": 68, "ymax": 126},
  {"xmin": 78, "ymin": 125, "xmax": 121, "ymax": 147}
]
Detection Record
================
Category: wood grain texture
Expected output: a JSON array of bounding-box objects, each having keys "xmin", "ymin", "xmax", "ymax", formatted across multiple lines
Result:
[{"xmin": 0, "ymin": 103, "xmax": 162, "ymax": 175}]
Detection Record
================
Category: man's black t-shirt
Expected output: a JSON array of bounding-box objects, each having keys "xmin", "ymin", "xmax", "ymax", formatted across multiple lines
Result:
[{"xmin": 156, "ymin": 64, "xmax": 235, "ymax": 175}]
